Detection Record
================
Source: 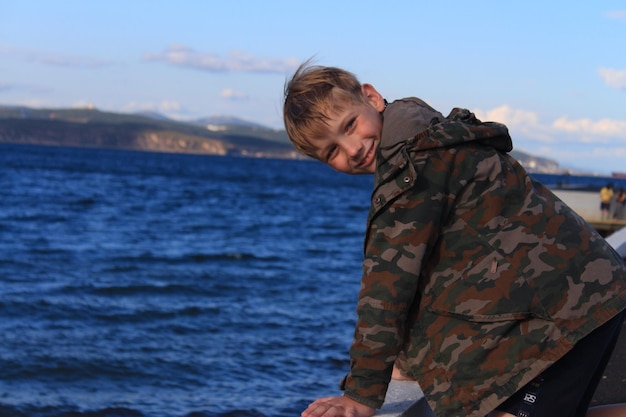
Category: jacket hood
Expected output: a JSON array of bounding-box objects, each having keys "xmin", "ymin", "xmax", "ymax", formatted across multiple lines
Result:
[
  {"xmin": 379, "ymin": 97, "xmax": 513, "ymax": 159},
  {"xmin": 380, "ymin": 97, "xmax": 445, "ymax": 148}
]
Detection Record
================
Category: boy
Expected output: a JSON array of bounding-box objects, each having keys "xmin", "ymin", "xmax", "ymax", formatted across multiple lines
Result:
[{"xmin": 283, "ymin": 63, "xmax": 626, "ymax": 417}]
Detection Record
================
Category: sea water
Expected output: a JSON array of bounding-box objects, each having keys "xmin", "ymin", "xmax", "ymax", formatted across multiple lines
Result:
[{"xmin": 0, "ymin": 144, "xmax": 371, "ymax": 417}]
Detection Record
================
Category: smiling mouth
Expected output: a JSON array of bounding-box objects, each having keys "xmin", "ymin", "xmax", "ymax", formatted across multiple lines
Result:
[{"xmin": 357, "ymin": 141, "xmax": 376, "ymax": 168}]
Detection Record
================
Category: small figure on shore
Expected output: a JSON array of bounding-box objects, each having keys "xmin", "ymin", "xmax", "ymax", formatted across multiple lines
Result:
[
  {"xmin": 283, "ymin": 62, "xmax": 626, "ymax": 417},
  {"xmin": 600, "ymin": 182, "xmax": 614, "ymax": 219},
  {"xmin": 614, "ymin": 187, "xmax": 626, "ymax": 220}
]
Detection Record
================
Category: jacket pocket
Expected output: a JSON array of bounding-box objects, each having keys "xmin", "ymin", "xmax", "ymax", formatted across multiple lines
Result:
[{"xmin": 422, "ymin": 221, "xmax": 547, "ymax": 322}]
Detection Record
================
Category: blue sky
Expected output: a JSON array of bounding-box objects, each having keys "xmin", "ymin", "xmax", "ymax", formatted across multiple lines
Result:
[{"xmin": 1, "ymin": 1, "xmax": 625, "ymax": 174}]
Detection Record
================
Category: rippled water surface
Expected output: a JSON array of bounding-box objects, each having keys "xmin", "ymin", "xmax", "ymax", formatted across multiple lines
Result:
[{"xmin": 0, "ymin": 144, "xmax": 373, "ymax": 417}]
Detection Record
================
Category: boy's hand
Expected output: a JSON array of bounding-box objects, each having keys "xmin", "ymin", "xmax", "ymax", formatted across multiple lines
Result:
[{"xmin": 301, "ymin": 395, "xmax": 375, "ymax": 417}]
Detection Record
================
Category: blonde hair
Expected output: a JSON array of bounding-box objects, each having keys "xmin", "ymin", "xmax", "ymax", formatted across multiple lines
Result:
[{"xmin": 283, "ymin": 62, "xmax": 366, "ymax": 159}]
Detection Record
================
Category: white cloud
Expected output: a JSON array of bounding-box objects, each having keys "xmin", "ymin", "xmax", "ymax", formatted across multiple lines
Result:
[
  {"xmin": 220, "ymin": 88, "xmax": 248, "ymax": 100},
  {"xmin": 72, "ymin": 100, "xmax": 96, "ymax": 109},
  {"xmin": 552, "ymin": 116, "xmax": 626, "ymax": 139},
  {"xmin": 122, "ymin": 100, "xmax": 182, "ymax": 114},
  {"xmin": 604, "ymin": 10, "xmax": 626, "ymax": 20},
  {"xmin": 475, "ymin": 105, "xmax": 626, "ymax": 143},
  {"xmin": 144, "ymin": 45, "xmax": 299, "ymax": 74},
  {"xmin": 473, "ymin": 105, "xmax": 555, "ymax": 143},
  {"xmin": 474, "ymin": 105, "xmax": 539, "ymax": 127},
  {"xmin": 0, "ymin": 44, "xmax": 113, "ymax": 68},
  {"xmin": 35, "ymin": 54, "xmax": 112, "ymax": 68},
  {"xmin": 598, "ymin": 67, "xmax": 626, "ymax": 90},
  {"xmin": 157, "ymin": 101, "xmax": 182, "ymax": 112},
  {"xmin": 10, "ymin": 98, "xmax": 49, "ymax": 108},
  {"xmin": 472, "ymin": 104, "xmax": 626, "ymax": 172}
]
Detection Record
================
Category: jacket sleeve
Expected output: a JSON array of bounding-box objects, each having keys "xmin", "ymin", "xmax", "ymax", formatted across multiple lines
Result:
[{"xmin": 342, "ymin": 149, "xmax": 453, "ymax": 408}]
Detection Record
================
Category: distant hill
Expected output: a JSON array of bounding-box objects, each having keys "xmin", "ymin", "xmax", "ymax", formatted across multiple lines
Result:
[
  {"xmin": 509, "ymin": 149, "xmax": 562, "ymax": 174},
  {"xmin": 0, "ymin": 105, "xmax": 562, "ymax": 173},
  {"xmin": 0, "ymin": 105, "xmax": 298, "ymax": 159}
]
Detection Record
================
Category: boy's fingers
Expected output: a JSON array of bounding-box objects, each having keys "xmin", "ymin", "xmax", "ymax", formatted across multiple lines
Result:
[
  {"xmin": 302, "ymin": 396, "xmax": 351, "ymax": 417},
  {"xmin": 302, "ymin": 402, "xmax": 338, "ymax": 417}
]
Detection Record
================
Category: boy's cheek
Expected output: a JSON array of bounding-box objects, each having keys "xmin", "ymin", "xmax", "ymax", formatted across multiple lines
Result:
[{"xmin": 329, "ymin": 161, "xmax": 351, "ymax": 174}]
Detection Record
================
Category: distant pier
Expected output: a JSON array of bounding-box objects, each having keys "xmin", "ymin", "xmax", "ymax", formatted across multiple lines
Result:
[{"xmin": 551, "ymin": 189, "xmax": 626, "ymax": 237}]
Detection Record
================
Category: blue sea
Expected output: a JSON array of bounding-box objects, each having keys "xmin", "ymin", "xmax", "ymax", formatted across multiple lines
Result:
[{"xmin": 1, "ymin": 143, "xmax": 625, "ymax": 417}]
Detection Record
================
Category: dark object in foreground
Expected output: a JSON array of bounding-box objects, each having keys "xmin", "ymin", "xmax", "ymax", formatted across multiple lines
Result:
[{"xmin": 591, "ymin": 319, "xmax": 626, "ymax": 405}]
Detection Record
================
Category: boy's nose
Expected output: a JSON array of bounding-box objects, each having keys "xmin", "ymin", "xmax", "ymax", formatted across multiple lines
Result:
[{"xmin": 343, "ymin": 138, "xmax": 361, "ymax": 158}]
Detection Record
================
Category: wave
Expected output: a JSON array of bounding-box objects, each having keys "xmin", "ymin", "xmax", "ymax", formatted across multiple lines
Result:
[
  {"xmin": 106, "ymin": 251, "xmax": 280, "ymax": 265},
  {"xmin": 0, "ymin": 405, "xmax": 146, "ymax": 417},
  {"xmin": 1, "ymin": 146, "xmax": 368, "ymax": 417},
  {"xmin": 0, "ymin": 404, "xmax": 277, "ymax": 417}
]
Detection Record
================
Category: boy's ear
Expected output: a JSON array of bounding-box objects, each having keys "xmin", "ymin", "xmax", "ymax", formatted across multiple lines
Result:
[{"xmin": 361, "ymin": 84, "xmax": 386, "ymax": 112}]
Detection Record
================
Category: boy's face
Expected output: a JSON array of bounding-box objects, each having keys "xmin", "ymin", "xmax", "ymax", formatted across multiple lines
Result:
[{"xmin": 313, "ymin": 84, "xmax": 386, "ymax": 175}]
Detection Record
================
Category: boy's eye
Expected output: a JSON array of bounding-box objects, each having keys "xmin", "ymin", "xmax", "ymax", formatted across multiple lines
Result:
[
  {"xmin": 326, "ymin": 146, "xmax": 338, "ymax": 161},
  {"xmin": 345, "ymin": 117, "xmax": 356, "ymax": 132}
]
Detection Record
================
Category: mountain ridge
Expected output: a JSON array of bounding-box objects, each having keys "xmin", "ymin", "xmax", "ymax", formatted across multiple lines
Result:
[{"xmin": 0, "ymin": 105, "xmax": 298, "ymax": 159}]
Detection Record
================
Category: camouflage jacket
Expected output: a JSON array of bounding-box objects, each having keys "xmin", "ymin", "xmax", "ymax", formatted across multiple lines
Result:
[{"xmin": 341, "ymin": 98, "xmax": 626, "ymax": 416}]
